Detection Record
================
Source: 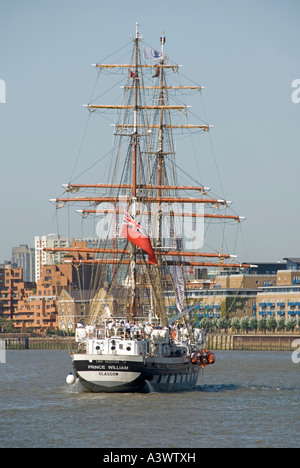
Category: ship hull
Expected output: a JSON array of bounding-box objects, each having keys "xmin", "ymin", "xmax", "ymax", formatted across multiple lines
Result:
[{"xmin": 72, "ymin": 354, "xmax": 200, "ymax": 393}]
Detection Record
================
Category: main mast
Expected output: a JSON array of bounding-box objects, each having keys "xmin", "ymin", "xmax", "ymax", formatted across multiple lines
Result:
[{"xmin": 129, "ymin": 23, "xmax": 141, "ymax": 319}]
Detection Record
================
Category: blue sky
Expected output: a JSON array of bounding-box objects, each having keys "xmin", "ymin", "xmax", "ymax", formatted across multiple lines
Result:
[{"xmin": 1, "ymin": 0, "xmax": 300, "ymax": 264}]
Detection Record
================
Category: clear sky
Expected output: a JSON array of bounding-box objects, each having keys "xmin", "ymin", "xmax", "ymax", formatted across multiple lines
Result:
[{"xmin": 1, "ymin": 0, "xmax": 300, "ymax": 264}]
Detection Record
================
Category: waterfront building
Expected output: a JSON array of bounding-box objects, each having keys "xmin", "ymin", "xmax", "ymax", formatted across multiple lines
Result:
[
  {"xmin": 57, "ymin": 288, "xmax": 115, "ymax": 332},
  {"xmin": 284, "ymin": 258, "xmax": 300, "ymax": 271},
  {"xmin": 11, "ymin": 244, "xmax": 35, "ymax": 282},
  {"xmin": 9, "ymin": 264, "xmax": 65, "ymax": 333},
  {"xmin": 57, "ymin": 289, "xmax": 92, "ymax": 332},
  {"xmin": 14, "ymin": 290, "xmax": 57, "ymax": 333},
  {"xmin": 34, "ymin": 234, "xmax": 72, "ymax": 282},
  {"xmin": 164, "ymin": 272, "xmax": 277, "ymax": 320},
  {"xmin": 13, "ymin": 258, "xmax": 98, "ymax": 334},
  {"xmin": 34, "ymin": 235, "xmax": 102, "ymax": 282},
  {"xmin": 2, "ymin": 251, "xmax": 299, "ymax": 333},
  {"xmin": 215, "ymin": 273, "xmax": 277, "ymax": 290},
  {"xmin": 0, "ymin": 264, "xmax": 74, "ymax": 334},
  {"xmin": 245, "ymin": 262, "xmax": 286, "ymax": 275},
  {"xmin": 0, "ymin": 266, "xmax": 33, "ymax": 322},
  {"xmin": 256, "ymin": 269, "xmax": 300, "ymax": 321},
  {"xmin": 1, "ymin": 239, "xmax": 102, "ymax": 334}
]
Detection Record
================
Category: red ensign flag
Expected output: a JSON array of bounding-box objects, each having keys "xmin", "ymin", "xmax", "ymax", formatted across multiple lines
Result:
[{"xmin": 120, "ymin": 212, "xmax": 158, "ymax": 265}]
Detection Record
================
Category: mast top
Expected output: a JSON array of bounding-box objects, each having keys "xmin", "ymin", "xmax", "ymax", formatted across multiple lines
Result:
[
  {"xmin": 160, "ymin": 32, "xmax": 166, "ymax": 50},
  {"xmin": 135, "ymin": 22, "xmax": 142, "ymax": 41}
]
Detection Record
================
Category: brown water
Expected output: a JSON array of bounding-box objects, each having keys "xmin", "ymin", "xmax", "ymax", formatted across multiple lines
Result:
[{"xmin": 0, "ymin": 350, "xmax": 299, "ymax": 448}]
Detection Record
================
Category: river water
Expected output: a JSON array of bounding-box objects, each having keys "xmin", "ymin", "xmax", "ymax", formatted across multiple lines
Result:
[{"xmin": 0, "ymin": 350, "xmax": 299, "ymax": 448}]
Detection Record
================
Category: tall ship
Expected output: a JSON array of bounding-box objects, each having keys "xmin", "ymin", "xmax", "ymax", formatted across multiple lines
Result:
[{"xmin": 48, "ymin": 25, "xmax": 249, "ymax": 393}]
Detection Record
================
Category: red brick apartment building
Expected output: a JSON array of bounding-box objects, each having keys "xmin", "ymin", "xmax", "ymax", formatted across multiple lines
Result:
[
  {"xmin": 0, "ymin": 267, "xmax": 29, "ymax": 322},
  {"xmin": 0, "ymin": 240, "xmax": 96, "ymax": 334},
  {"xmin": 0, "ymin": 263, "xmax": 79, "ymax": 334}
]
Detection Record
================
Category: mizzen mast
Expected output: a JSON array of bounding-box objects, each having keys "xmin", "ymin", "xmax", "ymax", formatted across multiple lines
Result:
[{"xmin": 156, "ymin": 31, "xmax": 166, "ymax": 249}]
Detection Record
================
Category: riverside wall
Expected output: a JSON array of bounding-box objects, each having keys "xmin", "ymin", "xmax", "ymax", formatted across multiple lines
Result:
[
  {"xmin": 0, "ymin": 334, "xmax": 74, "ymax": 350},
  {"xmin": 1, "ymin": 333, "xmax": 300, "ymax": 351},
  {"xmin": 206, "ymin": 333, "xmax": 300, "ymax": 351}
]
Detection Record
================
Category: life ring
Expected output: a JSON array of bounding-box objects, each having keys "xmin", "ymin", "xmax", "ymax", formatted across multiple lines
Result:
[{"xmin": 76, "ymin": 329, "xmax": 88, "ymax": 342}]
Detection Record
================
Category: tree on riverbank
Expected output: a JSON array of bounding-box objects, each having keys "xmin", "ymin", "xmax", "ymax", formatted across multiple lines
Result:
[
  {"xmin": 198, "ymin": 317, "xmax": 300, "ymax": 334},
  {"xmin": 0, "ymin": 319, "xmax": 17, "ymax": 333}
]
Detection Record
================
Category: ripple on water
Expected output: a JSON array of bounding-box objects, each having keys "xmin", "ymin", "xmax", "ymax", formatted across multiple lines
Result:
[{"xmin": 0, "ymin": 350, "xmax": 299, "ymax": 448}]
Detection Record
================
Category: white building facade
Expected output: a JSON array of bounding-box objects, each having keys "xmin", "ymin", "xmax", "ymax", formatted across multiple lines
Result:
[{"xmin": 34, "ymin": 234, "xmax": 71, "ymax": 282}]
